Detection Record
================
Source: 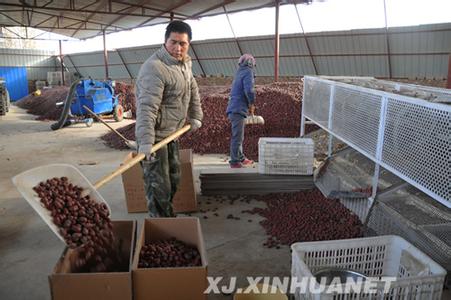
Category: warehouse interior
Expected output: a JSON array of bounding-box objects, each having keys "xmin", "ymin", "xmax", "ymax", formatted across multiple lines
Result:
[{"xmin": 0, "ymin": 0, "xmax": 450, "ymax": 299}]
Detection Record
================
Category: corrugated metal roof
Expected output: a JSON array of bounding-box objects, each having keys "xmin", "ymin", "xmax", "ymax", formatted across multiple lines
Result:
[{"xmin": 0, "ymin": 0, "xmax": 310, "ymax": 40}]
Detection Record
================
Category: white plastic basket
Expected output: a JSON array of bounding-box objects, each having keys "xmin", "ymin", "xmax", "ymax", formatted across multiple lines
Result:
[
  {"xmin": 258, "ymin": 138, "xmax": 314, "ymax": 175},
  {"xmin": 291, "ymin": 235, "xmax": 446, "ymax": 300},
  {"xmin": 12, "ymin": 164, "xmax": 111, "ymax": 244}
]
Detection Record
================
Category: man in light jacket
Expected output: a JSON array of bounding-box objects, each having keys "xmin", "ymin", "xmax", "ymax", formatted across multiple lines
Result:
[
  {"xmin": 226, "ymin": 54, "xmax": 256, "ymax": 168},
  {"xmin": 135, "ymin": 21, "xmax": 203, "ymax": 217}
]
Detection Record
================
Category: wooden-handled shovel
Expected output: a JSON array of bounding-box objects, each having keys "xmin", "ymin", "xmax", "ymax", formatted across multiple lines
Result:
[{"xmin": 80, "ymin": 124, "xmax": 191, "ymax": 197}]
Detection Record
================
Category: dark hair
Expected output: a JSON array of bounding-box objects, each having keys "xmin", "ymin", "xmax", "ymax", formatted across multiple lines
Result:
[{"xmin": 165, "ymin": 21, "xmax": 192, "ymax": 41}]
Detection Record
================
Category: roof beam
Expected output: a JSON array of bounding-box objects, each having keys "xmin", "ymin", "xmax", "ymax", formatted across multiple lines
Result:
[
  {"xmin": 102, "ymin": 0, "xmax": 150, "ymax": 31},
  {"xmin": 33, "ymin": 14, "xmax": 53, "ymax": 27},
  {"xmin": 0, "ymin": 11, "xmax": 27, "ymax": 26},
  {"xmin": 0, "ymin": 23, "xmax": 117, "ymax": 32},
  {"xmin": 223, "ymin": 5, "xmax": 243, "ymax": 56},
  {"xmin": 137, "ymin": 0, "xmax": 191, "ymax": 27},
  {"xmin": 190, "ymin": 0, "xmax": 235, "ymax": 18},
  {"xmin": 111, "ymin": 0, "xmax": 191, "ymax": 17},
  {"xmin": 71, "ymin": 0, "xmax": 111, "ymax": 37},
  {"xmin": 29, "ymin": 9, "xmax": 126, "ymax": 30},
  {"xmin": 0, "ymin": 2, "xmax": 181, "ymax": 18},
  {"xmin": 0, "ymin": 33, "xmax": 71, "ymax": 41},
  {"xmin": 293, "ymin": 1, "xmax": 318, "ymax": 75},
  {"xmin": 34, "ymin": 0, "xmax": 102, "ymax": 32},
  {"xmin": 2, "ymin": 26, "xmax": 25, "ymax": 38}
]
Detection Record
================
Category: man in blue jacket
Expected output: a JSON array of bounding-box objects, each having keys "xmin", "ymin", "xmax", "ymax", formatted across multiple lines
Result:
[{"xmin": 226, "ymin": 54, "xmax": 256, "ymax": 168}]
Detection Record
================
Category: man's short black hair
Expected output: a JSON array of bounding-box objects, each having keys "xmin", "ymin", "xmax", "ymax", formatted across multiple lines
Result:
[{"xmin": 165, "ymin": 20, "xmax": 192, "ymax": 41}]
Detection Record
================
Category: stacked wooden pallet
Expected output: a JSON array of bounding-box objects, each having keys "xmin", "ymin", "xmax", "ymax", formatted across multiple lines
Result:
[{"xmin": 200, "ymin": 167, "xmax": 314, "ymax": 195}]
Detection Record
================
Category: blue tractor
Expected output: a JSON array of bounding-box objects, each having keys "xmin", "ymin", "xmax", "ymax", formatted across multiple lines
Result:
[{"xmin": 51, "ymin": 78, "xmax": 124, "ymax": 130}]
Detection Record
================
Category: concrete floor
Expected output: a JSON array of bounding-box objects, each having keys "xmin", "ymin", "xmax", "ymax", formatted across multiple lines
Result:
[
  {"xmin": 1, "ymin": 106, "xmax": 449, "ymax": 300},
  {"xmin": 0, "ymin": 106, "xmax": 291, "ymax": 300}
]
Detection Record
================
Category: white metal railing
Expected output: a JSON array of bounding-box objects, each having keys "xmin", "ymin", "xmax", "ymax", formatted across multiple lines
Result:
[{"xmin": 301, "ymin": 76, "xmax": 451, "ymax": 208}]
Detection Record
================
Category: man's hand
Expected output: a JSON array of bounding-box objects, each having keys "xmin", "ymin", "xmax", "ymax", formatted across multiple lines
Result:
[
  {"xmin": 189, "ymin": 119, "xmax": 202, "ymax": 131},
  {"xmin": 249, "ymin": 104, "xmax": 256, "ymax": 115},
  {"xmin": 138, "ymin": 143, "xmax": 152, "ymax": 160}
]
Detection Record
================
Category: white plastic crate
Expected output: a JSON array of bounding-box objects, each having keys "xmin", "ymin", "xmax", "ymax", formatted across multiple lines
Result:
[
  {"xmin": 291, "ymin": 235, "xmax": 446, "ymax": 300},
  {"xmin": 258, "ymin": 138, "xmax": 314, "ymax": 175}
]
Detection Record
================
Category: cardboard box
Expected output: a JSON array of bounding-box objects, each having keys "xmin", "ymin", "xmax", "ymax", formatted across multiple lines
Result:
[
  {"xmin": 132, "ymin": 218, "xmax": 208, "ymax": 300},
  {"xmin": 49, "ymin": 220, "xmax": 136, "ymax": 300},
  {"xmin": 121, "ymin": 149, "xmax": 197, "ymax": 213},
  {"xmin": 172, "ymin": 149, "xmax": 197, "ymax": 212}
]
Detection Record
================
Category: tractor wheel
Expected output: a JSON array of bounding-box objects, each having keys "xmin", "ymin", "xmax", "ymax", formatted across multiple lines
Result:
[
  {"xmin": 0, "ymin": 95, "xmax": 5, "ymax": 116},
  {"xmin": 5, "ymin": 89, "xmax": 10, "ymax": 112},
  {"xmin": 0, "ymin": 85, "xmax": 5, "ymax": 116},
  {"xmin": 113, "ymin": 104, "xmax": 124, "ymax": 122}
]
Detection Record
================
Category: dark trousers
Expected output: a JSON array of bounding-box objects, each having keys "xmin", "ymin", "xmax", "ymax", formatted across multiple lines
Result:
[
  {"xmin": 141, "ymin": 141, "xmax": 180, "ymax": 217},
  {"xmin": 228, "ymin": 113, "xmax": 246, "ymax": 164}
]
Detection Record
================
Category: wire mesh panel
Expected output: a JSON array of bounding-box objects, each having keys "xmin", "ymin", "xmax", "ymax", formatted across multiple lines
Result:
[
  {"xmin": 302, "ymin": 76, "xmax": 451, "ymax": 208},
  {"xmin": 382, "ymin": 98, "xmax": 451, "ymax": 207},
  {"xmin": 422, "ymin": 223, "xmax": 451, "ymax": 255},
  {"xmin": 367, "ymin": 185, "xmax": 451, "ymax": 271},
  {"xmin": 303, "ymin": 78, "xmax": 331, "ymax": 128},
  {"xmin": 331, "ymin": 86, "xmax": 382, "ymax": 157}
]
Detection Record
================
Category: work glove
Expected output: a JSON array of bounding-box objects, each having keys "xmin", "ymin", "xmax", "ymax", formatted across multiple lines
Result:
[
  {"xmin": 138, "ymin": 143, "xmax": 152, "ymax": 160},
  {"xmin": 125, "ymin": 140, "xmax": 137, "ymax": 150},
  {"xmin": 189, "ymin": 119, "xmax": 202, "ymax": 131}
]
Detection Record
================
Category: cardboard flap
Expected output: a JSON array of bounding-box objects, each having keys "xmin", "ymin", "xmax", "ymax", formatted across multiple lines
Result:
[
  {"xmin": 53, "ymin": 248, "xmax": 81, "ymax": 274},
  {"xmin": 53, "ymin": 220, "xmax": 136, "ymax": 274}
]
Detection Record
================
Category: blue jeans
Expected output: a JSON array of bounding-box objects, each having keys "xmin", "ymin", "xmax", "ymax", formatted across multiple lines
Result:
[{"xmin": 228, "ymin": 113, "xmax": 245, "ymax": 164}]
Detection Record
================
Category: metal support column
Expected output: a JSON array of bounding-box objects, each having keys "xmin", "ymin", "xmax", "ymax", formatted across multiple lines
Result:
[
  {"xmin": 65, "ymin": 54, "xmax": 81, "ymax": 78},
  {"xmin": 300, "ymin": 87, "xmax": 306, "ymax": 137},
  {"xmin": 223, "ymin": 6, "xmax": 243, "ymax": 56},
  {"xmin": 447, "ymin": 54, "xmax": 451, "ymax": 89},
  {"xmin": 59, "ymin": 40, "xmax": 65, "ymax": 85},
  {"xmin": 293, "ymin": 2, "xmax": 318, "ymax": 75},
  {"xmin": 103, "ymin": 30, "xmax": 109, "ymax": 79},
  {"xmin": 117, "ymin": 49, "xmax": 133, "ymax": 81},
  {"xmin": 371, "ymin": 96, "xmax": 389, "ymax": 202},
  {"xmin": 383, "ymin": 0, "xmax": 392, "ymax": 78},
  {"xmin": 327, "ymin": 85, "xmax": 336, "ymax": 157},
  {"xmin": 190, "ymin": 44, "xmax": 206, "ymax": 77},
  {"xmin": 274, "ymin": 0, "xmax": 280, "ymax": 82}
]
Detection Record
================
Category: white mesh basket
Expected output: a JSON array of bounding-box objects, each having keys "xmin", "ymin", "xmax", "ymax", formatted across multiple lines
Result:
[
  {"xmin": 291, "ymin": 235, "xmax": 446, "ymax": 300},
  {"xmin": 258, "ymin": 138, "xmax": 314, "ymax": 175}
]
